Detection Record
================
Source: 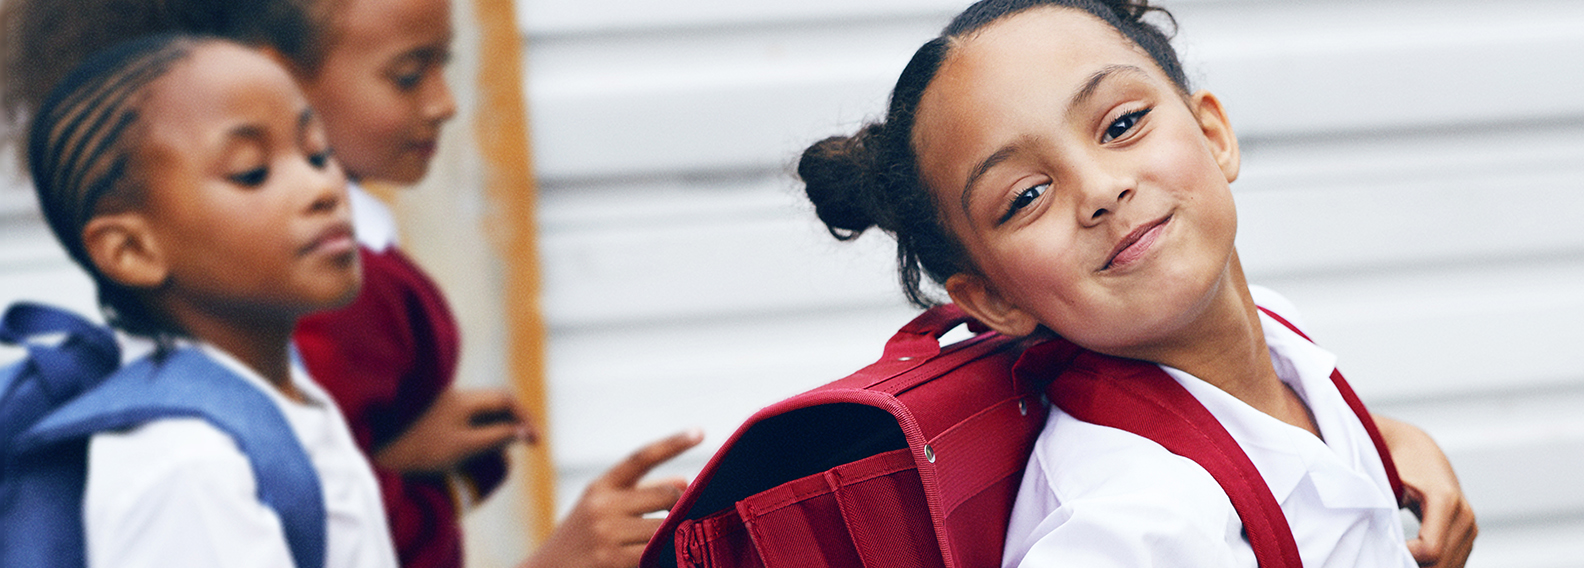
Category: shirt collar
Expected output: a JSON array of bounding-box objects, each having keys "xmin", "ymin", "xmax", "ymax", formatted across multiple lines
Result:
[{"xmin": 348, "ymin": 182, "xmax": 398, "ymax": 252}]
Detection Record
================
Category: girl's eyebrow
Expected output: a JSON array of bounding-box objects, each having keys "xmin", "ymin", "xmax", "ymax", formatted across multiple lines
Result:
[
  {"xmin": 957, "ymin": 64, "xmax": 1150, "ymax": 220},
  {"xmin": 295, "ymin": 107, "xmax": 318, "ymax": 143},
  {"xmin": 1071, "ymin": 64, "xmax": 1145, "ymax": 111},
  {"xmin": 960, "ymin": 145, "xmax": 1021, "ymax": 219}
]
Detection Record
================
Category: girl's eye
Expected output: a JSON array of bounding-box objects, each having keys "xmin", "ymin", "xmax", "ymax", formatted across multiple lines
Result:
[
  {"xmin": 998, "ymin": 182, "xmax": 1048, "ymax": 225},
  {"xmin": 228, "ymin": 167, "xmax": 269, "ymax": 187},
  {"xmin": 308, "ymin": 149, "xmax": 333, "ymax": 169},
  {"xmin": 392, "ymin": 71, "xmax": 423, "ymax": 91},
  {"xmin": 1102, "ymin": 108, "xmax": 1151, "ymax": 143}
]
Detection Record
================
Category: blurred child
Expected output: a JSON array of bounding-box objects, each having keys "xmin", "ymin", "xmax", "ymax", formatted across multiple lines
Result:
[
  {"xmin": 23, "ymin": 34, "xmax": 391, "ymax": 567},
  {"xmin": 797, "ymin": 0, "xmax": 1475, "ymax": 566},
  {"xmin": 2, "ymin": 1, "xmax": 700, "ymax": 567}
]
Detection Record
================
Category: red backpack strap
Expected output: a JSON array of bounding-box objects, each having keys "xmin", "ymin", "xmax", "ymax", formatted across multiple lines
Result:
[
  {"xmin": 1255, "ymin": 307, "xmax": 1406, "ymax": 505},
  {"xmin": 1022, "ymin": 342, "xmax": 1304, "ymax": 568}
]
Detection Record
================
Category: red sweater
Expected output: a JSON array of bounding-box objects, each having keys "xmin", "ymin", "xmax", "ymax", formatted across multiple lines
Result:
[{"xmin": 296, "ymin": 245, "xmax": 507, "ymax": 568}]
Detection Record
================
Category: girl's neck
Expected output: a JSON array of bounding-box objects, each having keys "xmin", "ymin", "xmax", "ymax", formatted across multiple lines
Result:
[
  {"xmin": 1127, "ymin": 251, "xmax": 1320, "ymax": 437},
  {"xmin": 162, "ymin": 304, "xmax": 308, "ymax": 402}
]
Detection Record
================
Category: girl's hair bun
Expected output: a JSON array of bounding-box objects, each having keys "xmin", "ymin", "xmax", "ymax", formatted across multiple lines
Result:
[
  {"xmin": 798, "ymin": 123, "xmax": 887, "ymax": 241},
  {"xmin": 1101, "ymin": 0, "xmax": 1177, "ymax": 34}
]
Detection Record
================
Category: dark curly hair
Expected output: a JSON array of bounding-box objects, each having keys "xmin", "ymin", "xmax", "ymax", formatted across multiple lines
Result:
[
  {"xmin": 798, "ymin": 0, "xmax": 1186, "ymax": 307},
  {"xmin": 27, "ymin": 34, "xmax": 220, "ymax": 339}
]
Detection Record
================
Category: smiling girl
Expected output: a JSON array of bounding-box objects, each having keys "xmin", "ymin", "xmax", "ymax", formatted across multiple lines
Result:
[{"xmin": 798, "ymin": 0, "xmax": 1475, "ymax": 566}]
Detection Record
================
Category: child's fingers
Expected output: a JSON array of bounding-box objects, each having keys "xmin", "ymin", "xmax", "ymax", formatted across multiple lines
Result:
[
  {"xmin": 456, "ymin": 388, "xmax": 523, "ymax": 420},
  {"xmin": 596, "ymin": 429, "xmax": 704, "ymax": 490},
  {"xmin": 614, "ymin": 482, "xmax": 686, "ymax": 516},
  {"xmin": 611, "ymin": 540, "xmax": 655, "ymax": 568},
  {"xmin": 1408, "ymin": 498, "xmax": 1476, "ymax": 568},
  {"xmin": 455, "ymin": 388, "xmax": 539, "ymax": 443},
  {"xmin": 1405, "ymin": 484, "xmax": 1477, "ymax": 568},
  {"xmin": 459, "ymin": 422, "xmax": 528, "ymax": 455}
]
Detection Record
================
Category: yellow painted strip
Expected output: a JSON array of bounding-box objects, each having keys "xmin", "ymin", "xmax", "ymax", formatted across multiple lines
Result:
[{"xmin": 471, "ymin": 0, "xmax": 556, "ymax": 542}]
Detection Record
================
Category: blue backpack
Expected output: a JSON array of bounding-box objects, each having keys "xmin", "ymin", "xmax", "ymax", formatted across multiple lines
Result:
[{"xmin": 0, "ymin": 302, "xmax": 326, "ymax": 568}]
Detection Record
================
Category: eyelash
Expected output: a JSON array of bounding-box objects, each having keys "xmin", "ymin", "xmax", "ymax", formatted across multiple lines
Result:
[
  {"xmin": 392, "ymin": 71, "xmax": 424, "ymax": 90},
  {"xmin": 228, "ymin": 168, "xmax": 268, "ymax": 187},
  {"xmin": 999, "ymin": 182, "xmax": 1049, "ymax": 225},
  {"xmin": 308, "ymin": 148, "xmax": 333, "ymax": 169},
  {"xmin": 228, "ymin": 148, "xmax": 333, "ymax": 187},
  {"xmin": 391, "ymin": 53, "xmax": 451, "ymax": 91},
  {"xmin": 1103, "ymin": 107, "xmax": 1151, "ymax": 143}
]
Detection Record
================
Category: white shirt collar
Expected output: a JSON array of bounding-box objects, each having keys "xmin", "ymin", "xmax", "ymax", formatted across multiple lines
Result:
[
  {"xmin": 347, "ymin": 182, "xmax": 398, "ymax": 252},
  {"xmin": 116, "ymin": 332, "xmax": 328, "ymax": 408},
  {"xmin": 1156, "ymin": 297, "xmax": 1397, "ymax": 511}
]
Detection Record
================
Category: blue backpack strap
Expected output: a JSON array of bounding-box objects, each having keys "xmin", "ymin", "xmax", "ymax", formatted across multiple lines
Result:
[
  {"xmin": 14, "ymin": 348, "xmax": 327, "ymax": 568},
  {"xmin": 0, "ymin": 302, "xmax": 121, "ymax": 568},
  {"xmin": 0, "ymin": 302, "xmax": 120, "ymax": 448}
]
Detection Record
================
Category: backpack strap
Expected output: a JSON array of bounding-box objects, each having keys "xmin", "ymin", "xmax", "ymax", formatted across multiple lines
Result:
[
  {"xmin": 1254, "ymin": 307, "xmax": 1405, "ymax": 505},
  {"xmin": 0, "ymin": 302, "xmax": 122, "ymax": 568},
  {"xmin": 1026, "ymin": 344, "xmax": 1305, "ymax": 568},
  {"xmin": 0, "ymin": 302, "xmax": 120, "ymax": 447},
  {"xmin": 15, "ymin": 347, "xmax": 326, "ymax": 568}
]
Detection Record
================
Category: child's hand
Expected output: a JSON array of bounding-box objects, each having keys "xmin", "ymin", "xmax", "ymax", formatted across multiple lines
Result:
[
  {"xmin": 1373, "ymin": 414, "xmax": 1477, "ymax": 568},
  {"xmin": 523, "ymin": 429, "xmax": 704, "ymax": 568},
  {"xmin": 373, "ymin": 388, "xmax": 535, "ymax": 473}
]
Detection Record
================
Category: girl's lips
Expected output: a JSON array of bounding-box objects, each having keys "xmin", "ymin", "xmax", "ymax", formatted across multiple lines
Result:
[
  {"xmin": 409, "ymin": 140, "xmax": 437, "ymax": 158},
  {"xmin": 302, "ymin": 222, "xmax": 357, "ymax": 257},
  {"xmin": 1104, "ymin": 215, "xmax": 1171, "ymax": 270}
]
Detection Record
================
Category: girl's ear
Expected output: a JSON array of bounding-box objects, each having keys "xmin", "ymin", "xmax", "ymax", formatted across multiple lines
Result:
[
  {"xmin": 1190, "ymin": 90, "xmax": 1240, "ymax": 183},
  {"xmin": 946, "ymin": 272, "xmax": 1040, "ymax": 337},
  {"xmin": 82, "ymin": 213, "xmax": 168, "ymax": 289}
]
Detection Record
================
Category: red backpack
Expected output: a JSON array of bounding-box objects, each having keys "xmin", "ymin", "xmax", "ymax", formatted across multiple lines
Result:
[{"xmin": 640, "ymin": 305, "xmax": 1402, "ymax": 568}]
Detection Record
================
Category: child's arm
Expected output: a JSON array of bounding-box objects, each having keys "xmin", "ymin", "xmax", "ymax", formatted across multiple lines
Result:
[
  {"xmin": 371, "ymin": 387, "xmax": 534, "ymax": 473},
  {"xmin": 521, "ymin": 429, "xmax": 703, "ymax": 568},
  {"xmin": 1373, "ymin": 414, "xmax": 1477, "ymax": 568}
]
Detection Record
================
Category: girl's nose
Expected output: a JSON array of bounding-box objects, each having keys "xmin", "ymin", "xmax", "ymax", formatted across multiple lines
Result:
[
  {"xmin": 1077, "ymin": 170, "xmax": 1135, "ymax": 227},
  {"xmin": 305, "ymin": 159, "xmax": 348, "ymax": 215},
  {"xmin": 426, "ymin": 75, "xmax": 457, "ymax": 124}
]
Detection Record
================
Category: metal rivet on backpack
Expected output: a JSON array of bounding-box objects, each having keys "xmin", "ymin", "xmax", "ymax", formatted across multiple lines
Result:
[
  {"xmin": 1018, "ymin": 398, "xmax": 1028, "ymax": 416},
  {"xmin": 923, "ymin": 444, "xmax": 936, "ymax": 463}
]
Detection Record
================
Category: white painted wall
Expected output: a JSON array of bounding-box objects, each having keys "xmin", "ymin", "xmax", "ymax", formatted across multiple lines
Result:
[{"xmin": 1, "ymin": 1, "xmax": 1580, "ymax": 566}]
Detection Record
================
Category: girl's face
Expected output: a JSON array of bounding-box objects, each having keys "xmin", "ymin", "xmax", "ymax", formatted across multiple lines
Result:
[
  {"xmin": 301, "ymin": 0, "xmax": 456, "ymax": 184},
  {"xmin": 916, "ymin": 7, "xmax": 1242, "ymax": 355},
  {"xmin": 134, "ymin": 43, "xmax": 360, "ymax": 326}
]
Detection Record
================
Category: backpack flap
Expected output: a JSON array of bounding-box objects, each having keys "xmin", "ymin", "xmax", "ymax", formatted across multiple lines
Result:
[{"xmin": 643, "ymin": 305, "xmax": 1046, "ymax": 568}]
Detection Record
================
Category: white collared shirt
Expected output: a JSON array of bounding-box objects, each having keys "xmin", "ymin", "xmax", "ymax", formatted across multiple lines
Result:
[
  {"xmin": 83, "ymin": 343, "xmax": 399, "ymax": 568},
  {"xmin": 347, "ymin": 182, "xmax": 398, "ymax": 253},
  {"xmin": 1002, "ymin": 286, "xmax": 1415, "ymax": 568}
]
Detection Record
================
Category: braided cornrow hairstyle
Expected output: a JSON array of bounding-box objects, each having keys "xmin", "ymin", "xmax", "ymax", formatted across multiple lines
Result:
[
  {"xmin": 28, "ymin": 34, "xmax": 214, "ymax": 338},
  {"xmin": 2, "ymin": 0, "xmax": 332, "ymax": 140},
  {"xmin": 798, "ymin": 0, "xmax": 1186, "ymax": 307}
]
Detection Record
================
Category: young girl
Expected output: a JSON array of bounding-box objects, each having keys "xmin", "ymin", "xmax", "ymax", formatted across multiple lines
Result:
[
  {"xmin": 2, "ymin": 1, "xmax": 700, "ymax": 567},
  {"xmin": 797, "ymin": 0, "xmax": 1475, "ymax": 566},
  {"xmin": 26, "ymin": 34, "xmax": 394, "ymax": 567}
]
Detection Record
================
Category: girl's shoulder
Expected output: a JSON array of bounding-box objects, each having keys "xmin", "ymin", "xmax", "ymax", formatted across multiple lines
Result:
[
  {"xmin": 84, "ymin": 418, "xmax": 299, "ymax": 568},
  {"xmin": 1008, "ymin": 409, "xmax": 1252, "ymax": 566},
  {"xmin": 1033, "ymin": 408, "xmax": 1234, "ymax": 512},
  {"xmin": 87, "ymin": 417, "xmax": 254, "ymax": 496}
]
